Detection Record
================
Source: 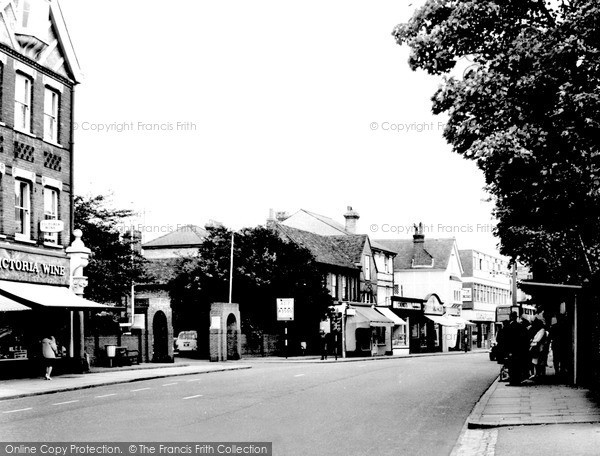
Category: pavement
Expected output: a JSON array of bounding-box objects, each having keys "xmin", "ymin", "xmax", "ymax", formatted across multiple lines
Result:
[{"xmin": 451, "ymin": 369, "xmax": 600, "ymax": 456}]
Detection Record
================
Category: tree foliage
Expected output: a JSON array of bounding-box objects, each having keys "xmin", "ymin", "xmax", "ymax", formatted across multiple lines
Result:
[
  {"xmin": 169, "ymin": 225, "xmax": 332, "ymax": 342},
  {"xmin": 394, "ymin": 0, "xmax": 600, "ymax": 282},
  {"xmin": 74, "ymin": 195, "xmax": 147, "ymax": 304}
]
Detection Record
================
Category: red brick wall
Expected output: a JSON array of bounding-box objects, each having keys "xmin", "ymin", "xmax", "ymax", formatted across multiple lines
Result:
[{"xmin": 0, "ymin": 50, "xmax": 74, "ymax": 247}]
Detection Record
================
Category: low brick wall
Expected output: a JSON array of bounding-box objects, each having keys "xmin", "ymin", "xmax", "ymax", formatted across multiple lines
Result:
[
  {"xmin": 240, "ymin": 333, "xmax": 281, "ymax": 357},
  {"xmin": 84, "ymin": 335, "xmax": 141, "ymax": 367}
]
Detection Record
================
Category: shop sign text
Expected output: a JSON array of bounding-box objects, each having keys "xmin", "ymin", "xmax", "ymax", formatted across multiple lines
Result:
[{"xmin": 0, "ymin": 258, "xmax": 65, "ymax": 276}]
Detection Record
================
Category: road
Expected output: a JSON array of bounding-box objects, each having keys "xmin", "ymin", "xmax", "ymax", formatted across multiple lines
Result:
[{"xmin": 1, "ymin": 354, "xmax": 498, "ymax": 456}]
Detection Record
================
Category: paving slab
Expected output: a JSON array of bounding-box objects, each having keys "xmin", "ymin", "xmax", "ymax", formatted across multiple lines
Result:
[{"xmin": 468, "ymin": 377, "xmax": 600, "ymax": 428}]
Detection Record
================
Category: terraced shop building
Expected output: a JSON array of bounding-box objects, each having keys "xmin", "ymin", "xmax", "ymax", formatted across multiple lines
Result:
[{"xmin": 0, "ymin": 0, "xmax": 106, "ymax": 378}]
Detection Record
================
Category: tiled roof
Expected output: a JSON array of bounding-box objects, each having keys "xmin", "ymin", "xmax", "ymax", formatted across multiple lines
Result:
[
  {"xmin": 412, "ymin": 244, "xmax": 434, "ymax": 267},
  {"xmin": 370, "ymin": 240, "xmax": 397, "ymax": 255},
  {"xmin": 459, "ymin": 250, "xmax": 474, "ymax": 277},
  {"xmin": 275, "ymin": 225, "xmax": 358, "ymax": 270},
  {"xmin": 142, "ymin": 225, "xmax": 208, "ymax": 249},
  {"xmin": 329, "ymin": 235, "xmax": 368, "ymax": 264},
  {"xmin": 375, "ymin": 238, "xmax": 457, "ymax": 271}
]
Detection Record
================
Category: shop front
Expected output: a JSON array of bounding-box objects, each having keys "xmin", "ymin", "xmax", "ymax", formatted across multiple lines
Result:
[
  {"xmin": 0, "ymin": 245, "xmax": 107, "ymax": 378},
  {"xmin": 376, "ymin": 306, "xmax": 408, "ymax": 355},
  {"xmin": 390, "ymin": 296, "xmax": 426, "ymax": 354},
  {"xmin": 423, "ymin": 294, "xmax": 458, "ymax": 352},
  {"xmin": 345, "ymin": 304, "xmax": 394, "ymax": 356},
  {"xmin": 460, "ymin": 309, "xmax": 495, "ymax": 349}
]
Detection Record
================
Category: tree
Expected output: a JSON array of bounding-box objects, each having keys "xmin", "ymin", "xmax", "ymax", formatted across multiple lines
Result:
[
  {"xmin": 393, "ymin": 0, "xmax": 600, "ymax": 283},
  {"xmin": 169, "ymin": 225, "xmax": 332, "ymax": 351},
  {"xmin": 74, "ymin": 195, "xmax": 147, "ymax": 304}
]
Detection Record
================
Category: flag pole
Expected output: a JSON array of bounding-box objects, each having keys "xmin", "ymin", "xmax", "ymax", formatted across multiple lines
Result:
[{"xmin": 228, "ymin": 233, "xmax": 234, "ymax": 304}]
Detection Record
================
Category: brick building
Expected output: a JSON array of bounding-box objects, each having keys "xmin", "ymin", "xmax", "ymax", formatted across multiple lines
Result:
[{"xmin": 0, "ymin": 0, "xmax": 105, "ymax": 377}]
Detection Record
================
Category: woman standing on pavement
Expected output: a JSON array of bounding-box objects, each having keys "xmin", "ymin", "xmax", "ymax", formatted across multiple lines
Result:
[
  {"xmin": 41, "ymin": 335, "xmax": 58, "ymax": 380},
  {"xmin": 529, "ymin": 319, "xmax": 548, "ymax": 380}
]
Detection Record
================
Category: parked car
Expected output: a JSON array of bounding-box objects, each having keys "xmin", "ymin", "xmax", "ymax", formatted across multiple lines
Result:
[{"xmin": 175, "ymin": 331, "xmax": 198, "ymax": 353}]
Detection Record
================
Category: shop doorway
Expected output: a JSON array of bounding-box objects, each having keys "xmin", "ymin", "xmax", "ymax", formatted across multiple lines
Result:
[
  {"xmin": 152, "ymin": 311, "xmax": 169, "ymax": 362},
  {"xmin": 226, "ymin": 313, "xmax": 239, "ymax": 360}
]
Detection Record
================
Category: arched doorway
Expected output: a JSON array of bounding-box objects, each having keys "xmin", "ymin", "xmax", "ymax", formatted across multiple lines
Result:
[
  {"xmin": 152, "ymin": 311, "xmax": 169, "ymax": 362},
  {"xmin": 226, "ymin": 313, "xmax": 239, "ymax": 360}
]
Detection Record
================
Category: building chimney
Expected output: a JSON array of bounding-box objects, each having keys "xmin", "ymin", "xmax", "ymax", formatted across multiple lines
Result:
[
  {"xmin": 275, "ymin": 211, "xmax": 289, "ymax": 222},
  {"xmin": 413, "ymin": 222, "xmax": 425, "ymax": 244},
  {"xmin": 344, "ymin": 206, "xmax": 360, "ymax": 234},
  {"xmin": 266, "ymin": 208, "xmax": 276, "ymax": 229}
]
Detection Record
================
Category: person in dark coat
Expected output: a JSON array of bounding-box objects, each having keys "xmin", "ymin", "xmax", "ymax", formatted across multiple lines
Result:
[
  {"xmin": 504, "ymin": 312, "xmax": 528, "ymax": 385},
  {"xmin": 319, "ymin": 330, "xmax": 328, "ymax": 360},
  {"xmin": 550, "ymin": 314, "xmax": 569, "ymax": 378},
  {"xmin": 494, "ymin": 321, "xmax": 509, "ymax": 363}
]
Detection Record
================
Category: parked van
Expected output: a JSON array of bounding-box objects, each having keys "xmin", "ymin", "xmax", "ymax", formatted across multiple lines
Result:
[{"xmin": 175, "ymin": 331, "xmax": 197, "ymax": 353}]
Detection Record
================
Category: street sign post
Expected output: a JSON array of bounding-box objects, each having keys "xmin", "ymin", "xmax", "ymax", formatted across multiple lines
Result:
[{"xmin": 277, "ymin": 298, "xmax": 294, "ymax": 359}]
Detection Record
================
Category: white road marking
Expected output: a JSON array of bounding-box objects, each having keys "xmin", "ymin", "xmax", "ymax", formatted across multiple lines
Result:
[
  {"xmin": 294, "ymin": 374, "xmax": 305, "ymax": 377},
  {"xmin": 52, "ymin": 400, "xmax": 79, "ymax": 406},
  {"xmin": 2, "ymin": 408, "xmax": 32, "ymax": 414},
  {"xmin": 183, "ymin": 394, "xmax": 203, "ymax": 400},
  {"xmin": 131, "ymin": 388, "xmax": 151, "ymax": 392},
  {"xmin": 186, "ymin": 378, "xmax": 202, "ymax": 382},
  {"xmin": 96, "ymin": 394, "xmax": 117, "ymax": 398},
  {"xmin": 162, "ymin": 383, "xmax": 178, "ymax": 387}
]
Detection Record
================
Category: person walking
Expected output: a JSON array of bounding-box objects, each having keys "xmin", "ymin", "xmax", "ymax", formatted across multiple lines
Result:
[
  {"xmin": 319, "ymin": 330, "xmax": 328, "ymax": 360},
  {"xmin": 41, "ymin": 335, "xmax": 58, "ymax": 380}
]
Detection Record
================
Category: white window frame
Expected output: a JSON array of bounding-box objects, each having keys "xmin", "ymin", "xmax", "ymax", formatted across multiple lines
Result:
[
  {"xmin": 14, "ymin": 73, "xmax": 32, "ymax": 133},
  {"xmin": 44, "ymin": 87, "xmax": 59, "ymax": 143},
  {"xmin": 14, "ymin": 179, "xmax": 31, "ymax": 241},
  {"xmin": 43, "ymin": 186, "xmax": 59, "ymax": 244},
  {"xmin": 330, "ymin": 274, "xmax": 338, "ymax": 300},
  {"xmin": 364, "ymin": 256, "xmax": 371, "ymax": 281}
]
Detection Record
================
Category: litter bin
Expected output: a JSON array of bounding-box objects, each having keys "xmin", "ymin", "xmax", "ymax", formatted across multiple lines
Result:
[{"xmin": 105, "ymin": 345, "xmax": 116, "ymax": 367}]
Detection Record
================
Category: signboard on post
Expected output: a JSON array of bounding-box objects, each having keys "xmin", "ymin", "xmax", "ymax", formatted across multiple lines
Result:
[{"xmin": 276, "ymin": 298, "xmax": 294, "ymax": 321}]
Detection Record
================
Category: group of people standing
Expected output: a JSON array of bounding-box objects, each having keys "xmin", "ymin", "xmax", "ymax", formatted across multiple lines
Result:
[{"xmin": 497, "ymin": 311, "xmax": 569, "ymax": 386}]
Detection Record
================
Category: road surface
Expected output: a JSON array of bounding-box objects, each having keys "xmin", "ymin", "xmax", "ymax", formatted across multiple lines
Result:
[{"xmin": 1, "ymin": 353, "xmax": 499, "ymax": 456}]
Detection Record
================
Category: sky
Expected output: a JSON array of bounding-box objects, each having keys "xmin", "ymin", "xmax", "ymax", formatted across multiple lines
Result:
[{"xmin": 58, "ymin": 0, "xmax": 502, "ymax": 255}]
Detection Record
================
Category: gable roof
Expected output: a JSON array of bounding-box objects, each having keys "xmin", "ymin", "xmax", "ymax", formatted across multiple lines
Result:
[
  {"xmin": 459, "ymin": 250, "xmax": 474, "ymax": 277},
  {"xmin": 375, "ymin": 238, "xmax": 458, "ymax": 271},
  {"xmin": 370, "ymin": 240, "xmax": 397, "ymax": 255},
  {"xmin": 0, "ymin": 0, "xmax": 83, "ymax": 82},
  {"xmin": 143, "ymin": 225, "xmax": 208, "ymax": 249},
  {"xmin": 275, "ymin": 224, "xmax": 358, "ymax": 270},
  {"xmin": 329, "ymin": 234, "xmax": 368, "ymax": 264},
  {"xmin": 281, "ymin": 209, "xmax": 350, "ymax": 236}
]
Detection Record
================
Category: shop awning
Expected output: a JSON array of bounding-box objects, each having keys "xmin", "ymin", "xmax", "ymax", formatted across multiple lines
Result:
[
  {"xmin": 350, "ymin": 306, "xmax": 395, "ymax": 328},
  {"xmin": 375, "ymin": 307, "xmax": 407, "ymax": 325},
  {"xmin": 0, "ymin": 280, "xmax": 113, "ymax": 310},
  {"xmin": 446, "ymin": 315, "xmax": 475, "ymax": 329},
  {"xmin": 425, "ymin": 315, "xmax": 460, "ymax": 327},
  {"xmin": 448, "ymin": 315, "xmax": 475, "ymax": 326},
  {"xmin": 0, "ymin": 293, "xmax": 31, "ymax": 312}
]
